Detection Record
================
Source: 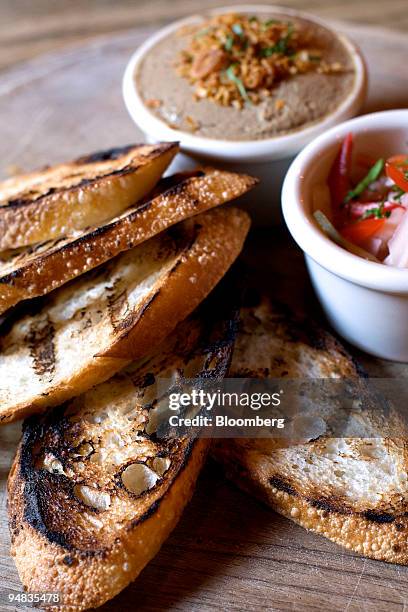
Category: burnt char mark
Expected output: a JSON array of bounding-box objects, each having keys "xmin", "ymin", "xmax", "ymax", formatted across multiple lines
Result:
[
  {"xmin": 309, "ymin": 498, "xmax": 347, "ymax": 514},
  {"xmin": 75, "ymin": 141, "xmax": 177, "ymax": 165},
  {"xmin": 152, "ymin": 170, "xmax": 204, "ymax": 195},
  {"xmin": 0, "ymin": 295, "xmax": 46, "ymax": 335},
  {"xmin": 0, "ymin": 170, "xmax": 203, "ymax": 286},
  {"xmin": 107, "ymin": 282, "xmax": 131, "ymax": 333},
  {"xmin": 63, "ymin": 555, "xmax": 76, "ymax": 566},
  {"xmin": 253, "ymin": 297, "xmax": 365, "ymax": 379},
  {"xmin": 2, "ymin": 143, "xmax": 177, "ymax": 211},
  {"xmin": 143, "ymin": 373, "xmax": 155, "ymax": 387},
  {"xmin": 269, "ymin": 476, "xmax": 400, "ymax": 525},
  {"xmin": 106, "ymin": 224, "xmax": 195, "ymax": 340},
  {"xmin": 75, "ymin": 144, "xmax": 139, "ymax": 164},
  {"xmin": 14, "ymin": 266, "xmax": 237, "ymax": 554},
  {"xmin": 363, "ymin": 510, "xmax": 395, "ymax": 524},
  {"xmin": 20, "ymin": 409, "xmax": 74, "ymax": 551},
  {"xmin": 19, "ymin": 411, "xmax": 196, "ymax": 555},
  {"xmin": 114, "ymin": 289, "xmax": 161, "ymax": 337},
  {"xmin": 3, "ymin": 163, "xmax": 136, "ymax": 210},
  {"xmin": 0, "ymin": 214, "xmax": 129, "ymax": 285},
  {"xmin": 185, "ymin": 266, "xmax": 242, "ymax": 378},
  {"xmin": 19, "ymin": 408, "xmax": 108, "ymax": 557},
  {"xmin": 26, "ymin": 315, "xmax": 56, "ymax": 378},
  {"xmin": 269, "ymin": 475, "xmax": 297, "ymax": 497},
  {"xmin": 23, "ymin": 475, "xmax": 72, "ymax": 549}
]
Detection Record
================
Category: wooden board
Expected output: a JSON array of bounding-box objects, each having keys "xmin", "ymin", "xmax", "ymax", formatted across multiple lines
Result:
[
  {"xmin": 1, "ymin": 1, "xmax": 408, "ymax": 73},
  {"xmin": 0, "ymin": 23, "xmax": 408, "ymax": 612}
]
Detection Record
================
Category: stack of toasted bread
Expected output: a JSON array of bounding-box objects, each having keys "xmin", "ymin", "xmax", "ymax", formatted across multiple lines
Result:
[
  {"xmin": 1, "ymin": 143, "xmax": 255, "ymax": 609},
  {"xmin": 2, "ymin": 143, "xmax": 408, "ymax": 611}
]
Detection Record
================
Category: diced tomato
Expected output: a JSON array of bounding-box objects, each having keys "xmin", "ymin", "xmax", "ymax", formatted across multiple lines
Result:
[
  {"xmin": 341, "ymin": 217, "xmax": 386, "ymax": 246},
  {"xmin": 385, "ymin": 155, "xmax": 408, "ymax": 192},
  {"xmin": 328, "ymin": 133, "xmax": 353, "ymax": 210},
  {"xmin": 387, "ymin": 155, "xmax": 408, "ymax": 167}
]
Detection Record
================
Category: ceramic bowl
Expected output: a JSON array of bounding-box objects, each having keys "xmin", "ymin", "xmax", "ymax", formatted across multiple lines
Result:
[
  {"xmin": 282, "ymin": 109, "xmax": 408, "ymax": 361},
  {"xmin": 123, "ymin": 4, "xmax": 367, "ymax": 224}
]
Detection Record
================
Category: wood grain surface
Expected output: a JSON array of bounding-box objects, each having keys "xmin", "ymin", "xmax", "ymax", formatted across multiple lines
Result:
[
  {"xmin": 0, "ymin": 12, "xmax": 408, "ymax": 612},
  {"xmin": 0, "ymin": 0, "xmax": 408, "ymax": 72}
]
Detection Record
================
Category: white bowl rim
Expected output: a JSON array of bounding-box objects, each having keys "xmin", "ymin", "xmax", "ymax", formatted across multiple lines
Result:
[
  {"xmin": 282, "ymin": 108, "xmax": 408, "ymax": 293},
  {"xmin": 122, "ymin": 4, "xmax": 367, "ymax": 161}
]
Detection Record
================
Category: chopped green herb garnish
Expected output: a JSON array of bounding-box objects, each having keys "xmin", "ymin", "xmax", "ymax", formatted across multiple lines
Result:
[
  {"xmin": 344, "ymin": 158, "xmax": 385, "ymax": 203},
  {"xmin": 248, "ymin": 15, "xmax": 258, "ymax": 23},
  {"xmin": 360, "ymin": 202, "xmax": 391, "ymax": 220},
  {"xmin": 225, "ymin": 34, "xmax": 234, "ymax": 51},
  {"xmin": 391, "ymin": 185, "xmax": 405, "ymax": 201},
  {"xmin": 261, "ymin": 22, "xmax": 293, "ymax": 56},
  {"xmin": 226, "ymin": 64, "xmax": 250, "ymax": 103},
  {"xmin": 263, "ymin": 18, "xmax": 279, "ymax": 29},
  {"xmin": 309, "ymin": 54, "xmax": 322, "ymax": 62},
  {"xmin": 262, "ymin": 40, "xmax": 287, "ymax": 56},
  {"xmin": 232, "ymin": 23, "xmax": 244, "ymax": 36}
]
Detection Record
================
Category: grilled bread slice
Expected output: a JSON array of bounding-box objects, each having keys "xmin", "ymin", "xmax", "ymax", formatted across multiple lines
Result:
[
  {"xmin": 0, "ymin": 168, "xmax": 256, "ymax": 315},
  {"xmin": 0, "ymin": 207, "xmax": 250, "ymax": 424},
  {"xmin": 0, "ymin": 142, "xmax": 178, "ymax": 251},
  {"xmin": 8, "ymin": 284, "xmax": 238, "ymax": 611},
  {"xmin": 213, "ymin": 297, "xmax": 408, "ymax": 564}
]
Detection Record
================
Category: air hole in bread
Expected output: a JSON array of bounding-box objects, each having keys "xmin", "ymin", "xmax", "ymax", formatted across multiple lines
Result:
[
  {"xmin": 74, "ymin": 485, "xmax": 111, "ymax": 510},
  {"xmin": 121, "ymin": 462, "xmax": 159, "ymax": 496}
]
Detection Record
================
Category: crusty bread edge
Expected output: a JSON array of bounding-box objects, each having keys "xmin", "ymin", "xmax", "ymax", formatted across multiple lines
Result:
[
  {"xmin": 213, "ymin": 441, "xmax": 408, "ymax": 565},
  {"xmin": 0, "ymin": 207, "xmax": 251, "ymax": 424},
  {"xmin": 9, "ymin": 438, "xmax": 210, "ymax": 611},
  {"xmin": 0, "ymin": 143, "xmax": 178, "ymax": 251},
  {"xmin": 0, "ymin": 169, "xmax": 257, "ymax": 315}
]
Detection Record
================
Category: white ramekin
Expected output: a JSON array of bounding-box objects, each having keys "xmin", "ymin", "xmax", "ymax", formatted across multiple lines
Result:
[
  {"xmin": 282, "ymin": 109, "xmax": 408, "ymax": 362},
  {"xmin": 122, "ymin": 5, "xmax": 367, "ymax": 224}
]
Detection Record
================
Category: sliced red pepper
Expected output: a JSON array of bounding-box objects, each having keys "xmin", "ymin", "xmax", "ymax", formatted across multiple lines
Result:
[
  {"xmin": 328, "ymin": 132, "xmax": 353, "ymax": 210},
  {"xmin": 341, "ymin": 217, "xmax": 385, "ymax": 246},
  {"xmin": 385, "ymin": 155, "xmax": 408, "ymax": 192}
]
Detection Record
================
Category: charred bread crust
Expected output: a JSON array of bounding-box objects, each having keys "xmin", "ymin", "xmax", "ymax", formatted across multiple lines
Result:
[
  {"xmin": 213, "ymin": 297, "xmax": 408, "ymax": 564},
  {"xmin": 0, "ymin": 168, "xmax": 257, "ymax": 315},
  {"xmin": 213, "ymin": 440, "xmax": 408, "ymax": 564},
  {"xmin": 0, "ymin": 143, "xmax": 178, "ymax": 250},
  {"xmin": 230, "ymin": 295, "xmax": 361, "ymax": 379},
  {"xmin": 9, "ymin": 438, "xmax": 210, "ymax": 611},
  {"xmin": 0, "ymin": 207, "xmax": 250, "ymax": 423},
  {"xmin": 8, "ymin": 281, "xmax": 239, "ymax": 609}
]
